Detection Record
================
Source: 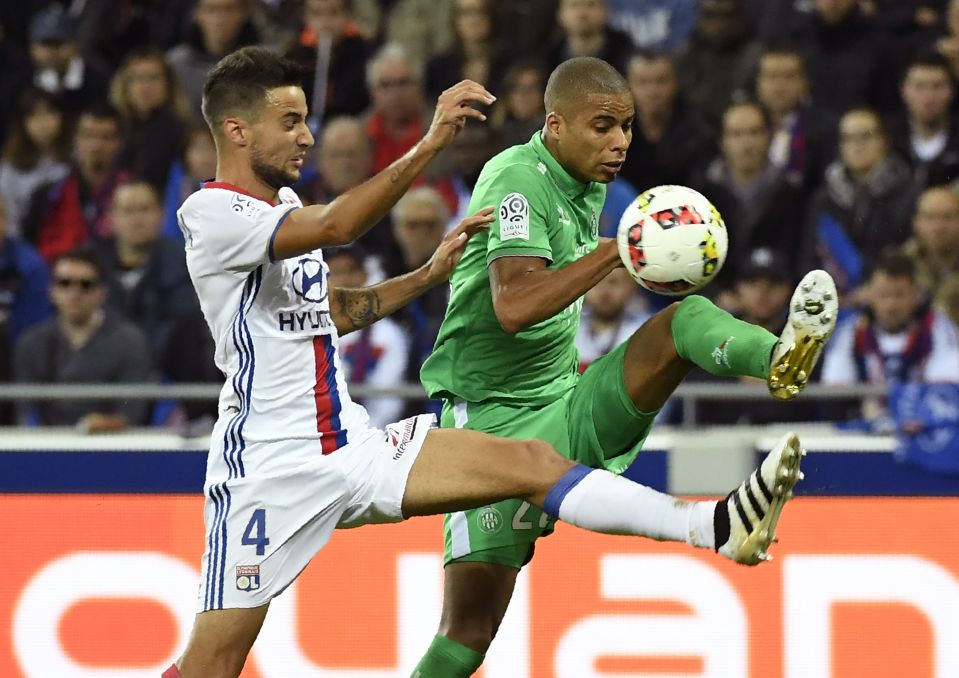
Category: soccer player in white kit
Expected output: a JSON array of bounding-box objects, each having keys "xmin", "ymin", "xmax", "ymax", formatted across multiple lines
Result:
[{"xmin": 166, "ymin": 47, "xmax": 806, "ymax": 678}]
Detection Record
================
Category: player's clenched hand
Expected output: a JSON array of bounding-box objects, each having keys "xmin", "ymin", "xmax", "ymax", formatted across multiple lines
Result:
[
  {"xmin": 423, "ymin": 207, "xmax": 494, "ymax": 283},
  {"xmin": 422, "ymin": 80, "xmax": 495, "ymax": 152}
]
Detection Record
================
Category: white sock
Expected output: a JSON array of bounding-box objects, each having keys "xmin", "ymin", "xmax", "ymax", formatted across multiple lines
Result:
[{"xmin": 549, "ymin": 468, "xmax": 717, "ymax": 549}]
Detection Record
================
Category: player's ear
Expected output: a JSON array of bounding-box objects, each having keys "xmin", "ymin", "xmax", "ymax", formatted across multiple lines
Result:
[
  {"xmin": 222, "ymin": 116, "xmax": 250, "ymax": 148},
  {"xmin": 544, "ymin": 111, "xmax": 562, "ymax": 142}
]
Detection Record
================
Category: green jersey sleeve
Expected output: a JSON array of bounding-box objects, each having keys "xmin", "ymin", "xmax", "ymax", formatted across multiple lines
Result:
[{"xmin": 477, "ymin": 162, "xmax": 553, "ymax": 266}]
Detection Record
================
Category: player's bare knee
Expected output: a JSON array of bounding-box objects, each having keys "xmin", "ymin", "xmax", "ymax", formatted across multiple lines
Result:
[
  {"xmin": 441, "ymin": 617, "xmax": 498, "ymax": 653},
  {"xmin": 515, "ymin": 439, "xmax": 573, "ymax": 488}
]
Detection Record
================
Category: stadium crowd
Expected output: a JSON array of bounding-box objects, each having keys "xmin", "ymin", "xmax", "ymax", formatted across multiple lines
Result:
[{"xmin": 1, "ymin": 0, "xmax": 958, "ymax": 433}]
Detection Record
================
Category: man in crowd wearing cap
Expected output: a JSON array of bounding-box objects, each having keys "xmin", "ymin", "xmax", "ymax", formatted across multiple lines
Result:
[{"xmin": 27, "ymin": 4, "xmax": 110, "ymax": 116}]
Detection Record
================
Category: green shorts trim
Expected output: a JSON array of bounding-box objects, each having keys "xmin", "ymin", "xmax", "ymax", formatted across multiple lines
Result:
[{"xmin": 442, "ymin": 339, "xmax": 658, "ymax": 568}]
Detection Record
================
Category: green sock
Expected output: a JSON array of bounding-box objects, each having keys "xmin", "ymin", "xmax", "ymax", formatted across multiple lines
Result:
[
  {"xmin": 411, "ymin": 635, "xmax": 485, "ymax": 678},
  {"xmin": 671, "ymin": 295, "xmax": 778, "ymax": 379}
]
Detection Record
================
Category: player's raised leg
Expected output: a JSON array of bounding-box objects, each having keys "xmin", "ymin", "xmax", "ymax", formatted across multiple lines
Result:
[
  {"xmin": 617, "ymin": 270, "xmax": 838, "ymax": 415},
  {"xmin": 165, "ymin": 605, "xmax": 269, "ymax": 678},
  {"xmin": 404, "ymin": 425, "xmax": 804, "ymax": 677}
]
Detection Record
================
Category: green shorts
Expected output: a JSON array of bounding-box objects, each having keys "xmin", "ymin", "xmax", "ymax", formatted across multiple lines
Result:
[{"xmin": 442, "ymin": 340, "xmax": 657, "ymax": 568}]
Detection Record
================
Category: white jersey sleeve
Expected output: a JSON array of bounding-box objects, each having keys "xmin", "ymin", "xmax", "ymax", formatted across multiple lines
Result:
[
  {"xmin": 925, "ymin": 313, "xmax": 959, "ymax": 382},
  {"xmin": 821, "ymin": 316, "xmax": 857, "ymax": 384},
  {"xmin": 179, "ymin": 184, "xmax": 299, "ymax": 273}
]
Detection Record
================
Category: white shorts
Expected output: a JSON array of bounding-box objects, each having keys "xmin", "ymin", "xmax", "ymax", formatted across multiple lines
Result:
[{"xmin": 196, "ymin": 414, "xmax": 434, "ymax": 611}]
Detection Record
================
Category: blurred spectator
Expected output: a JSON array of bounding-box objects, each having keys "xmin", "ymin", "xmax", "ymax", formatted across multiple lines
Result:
[
  {"xmin": 597, "ymin": 176, "xmax": 638, "ymax": 239},
  {"xmin": 787, "ymin": 0, "xmax": 893, "ymax": 121},
  {"xmin": 620, "ymin": 50, "xmax": 713, "ymax": 193},
  {"xmin": 888, "ymin": 51, "xmax": 959, "ymax": 191},
  {"xmin": 754, "ymin": 46, "xmax": 834, "ymax": 193},
  {"xmin": 675, "ymin": 0, "xmax": 761, "ymax": 129},
  {"xmin": 167, "ymin": 0, "xmax": 261, "ymax": 119},
  {"xmin": 369, "ymin": 0, "xmax": 453, "ymax": 67},
  {"xmin": 363, "ymin": 44, "xmax": 428, "ymax": 175},
  {"xmin": 545, "ymin": 0, "xmax": 632, "ymax": 76},
  {"xmin": 822, "ymin": 249, "xmax": 959, "ymax": 421},
  {"xmin": 858, "ymin": 0, "xmax": 944, "ymax": 66},
  {"xmin": 492, "ymin": 0, "xmax": 559, "ymax": 62},
  {"xmin": 0, "ymin": 195, "xmax": 53, "ymax": 346},
  {"xmin": 490, "ymin": 60, "xmax": 546, "ymax": 149},
  {"xmin": 161, "ymin": 124, "xmax": 217, "ymax": 241},
  {"xmin": 0, "ymin": 20, "xmax": 32, "ymax": 151},
  {"xmin": 692, "ymin": 101, "xmax": 805, "ymax": 286},
  {"xmin": 326, "ymin": 244, "xmax": 408, "ymax": 427},
  {"xmin": 21, "ymin": 102, "xmax": 127, "ymax": 263},
  {"xmin": 363, "ymin": 44, "xmax": 457, "ymax": 211},
  {"xmin": 445, "ymin": 123, "xmax": 500, "ymax": 228},
  {"xmin": 303, "ymin": 116, "xmax": 397, "ymax": 264},
  {"xmin": 576, "ymin": 267, "xmax": 647, "ymax": 372},
  {"xmin": 605, "ymin": 0, "xmax": 698, "ymax": 51},
  {"xmin": 732, "ymin": 248, "xmax": 794, "ymax": 333},
  {"xmin": 72, "ymin": 0, "xmax": 157, "ymax": 68},
  {"xmin": 427, "ymin": 0, "xmax": 506, "ymax": 100},
  {"xmin": 14, "ymin": 247, "xmax": 153, "ymax": 431},
  {"xmin": 801, "ymin": 107, "xmax": 916, "ymax": 299},
  {"xmin": 161, "ymin": 307, "xmax": 221, "ymax": 429},
  {"xmin": 27, "ymin": 4, "xmax": 111, "ymax": 116},
  {"xmin": 384, "ymin": 187, "xmax": 451, "ymax": 393},
  {"xmin": 903, "ymin": 185, "xmax": 959, "ymax": 327},
  {"xmin": 691, "ymin": 247, "xmax": 817, "ymax": 423},
  {"xmin": 936, "ymin": 0, "xmax": 959, "ymax": 86},
  {"xmin": 284, "ymin": 0, "xmax": 371, "ymax": 119},
  {"xmin": 110, "ymin": 49, "xmax": 191, "ymax": 194},
  {"xmin": 94, "ymin": 181, "xmax": 198, "ymax": 353},
  {"xmin": 0, "ymin": 88, "xmax": 70, "ymax": 238}
]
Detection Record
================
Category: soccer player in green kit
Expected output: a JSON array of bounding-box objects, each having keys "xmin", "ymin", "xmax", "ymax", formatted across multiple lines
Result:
[{"xmin": 411, "ymin": 57, "xmax": 837, "ymax": 676}]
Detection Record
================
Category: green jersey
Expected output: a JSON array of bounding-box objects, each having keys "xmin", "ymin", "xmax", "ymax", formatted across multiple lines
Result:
[{"xmin": 421, "ymin": 132, "xmax": 606, "ymax": 405}]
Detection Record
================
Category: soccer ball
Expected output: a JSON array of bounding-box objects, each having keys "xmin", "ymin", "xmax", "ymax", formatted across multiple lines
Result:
[{"xmin": 616, "ymin": 184, "xmax": 728, "ymax": 296}]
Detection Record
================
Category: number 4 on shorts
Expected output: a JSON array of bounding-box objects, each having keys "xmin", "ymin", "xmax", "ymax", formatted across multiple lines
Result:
[{"xmin": 242, "ymin": 508, "xmax": 270, "ymax": 555}]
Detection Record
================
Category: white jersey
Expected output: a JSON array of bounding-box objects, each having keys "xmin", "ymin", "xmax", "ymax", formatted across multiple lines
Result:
[{"xmin": 177, "ymin": 182, "xmax": 370, "ymax": 456}]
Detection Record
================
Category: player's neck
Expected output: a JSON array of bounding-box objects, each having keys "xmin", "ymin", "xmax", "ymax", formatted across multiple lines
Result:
[{"xmin": 213, "ymin": 161, "xmax": 279, "ymax": 203}]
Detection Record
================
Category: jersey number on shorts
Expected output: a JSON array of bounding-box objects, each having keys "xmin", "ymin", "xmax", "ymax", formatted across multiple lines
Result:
[
  {"xmin": 242, "ymin": 508, "xmax": 271, "ymax": 556},
  {"xmin": 512, "ymin": 501, "xmax": 550, "ymax": 530}
]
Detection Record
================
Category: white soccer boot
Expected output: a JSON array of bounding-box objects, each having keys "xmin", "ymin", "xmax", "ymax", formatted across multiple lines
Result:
[
  {"xmin": 768, "ymin": 269, "xmax": 839, "ymax": 400},
  {"xmin": 717, "ymin": 431, "xmax": 805, "ymax": 565}
]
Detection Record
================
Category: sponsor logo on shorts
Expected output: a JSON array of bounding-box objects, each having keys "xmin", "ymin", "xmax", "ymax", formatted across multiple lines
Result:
[
  {"xmin": 385, "ymin": 417, "xmax": 419, "ymax": 460},
  {"xmin": 236, "ymin": 564, "xmax": 261, "ymax": 592},
  {"xmin": 477, "ymin": 506, "xmax": 503, "ymax": 534}
]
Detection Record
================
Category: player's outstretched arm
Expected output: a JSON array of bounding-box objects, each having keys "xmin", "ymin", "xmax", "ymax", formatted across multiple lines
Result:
[
  {"xmin": 491, "ymin": 238, "xmax": 622, "ymax": 334},
  {"xmin": 329, "ymin": 209, "xmax": 493, "ymax": 334},
  {"xmin": 271, "ymin": 81, "xmax": 494, "ymax": 262}
]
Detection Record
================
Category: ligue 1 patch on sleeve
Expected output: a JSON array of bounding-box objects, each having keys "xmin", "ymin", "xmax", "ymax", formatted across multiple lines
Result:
[
  {"xmin": 236, "ymin": 564, "xmax": 261, "ymax": 591},
  {"xmin": 230, "ymin": 193, "xmax": 263, "ymax": 222},
  {"xmin": 499, "ymin": 192, "xmax": 530, "ymax": 240}
]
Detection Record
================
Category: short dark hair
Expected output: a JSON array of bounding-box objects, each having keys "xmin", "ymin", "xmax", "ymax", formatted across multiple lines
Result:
[
  {"xmin": 904, "ymin": 50, "xmax": 954, "ymax": 84},
  {"xmin": 201, "ymin": 46, "xmax": 305, "ymax": 132},
  {"xmin": 758, "ymin": 45, "xmax": 806, "ymax": 74},
  {"xmin": 869, "ymin": 248, "xmax": 916, "ymax": 282},
  {"xmin": 53, "ymin": 246, "xmax": 105, "ymax": 282},
  {"xmin": 723, "ymin": 99, "xmax": 772, "ymax": 133},
  {"xmin": 544, "ymin": 57, "xmax": 630, "ymax": 116},
  {"xmin": 77, "ymin": 100, "xmax": 122, "ymax": 128}
]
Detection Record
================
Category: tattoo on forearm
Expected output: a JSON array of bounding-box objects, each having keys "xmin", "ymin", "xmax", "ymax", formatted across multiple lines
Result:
[
  {"xmin": 336, "ymin": 288, "xmax": 382, "ymax": 330},
  {"xmin": 388, "ymin": 155, "xmax": 413, "ymax": 184}
]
